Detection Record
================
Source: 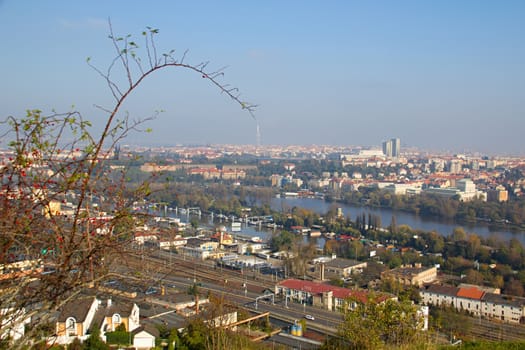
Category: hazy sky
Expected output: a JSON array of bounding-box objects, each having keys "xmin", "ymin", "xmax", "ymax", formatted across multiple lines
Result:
[{"xmin": 1, "ymin": 1, "xmax": 524, "ymax": 155}]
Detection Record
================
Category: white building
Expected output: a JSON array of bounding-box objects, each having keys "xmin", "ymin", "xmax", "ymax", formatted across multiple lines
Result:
[
  {"xmin": 424, "ymin": 178, "xmax": 486, "ymax": 202},
  {"xmin": 420, "ymin": 284, "xmax": 525, "ymax": 324},
  {"xmin": 178, "ymin": 238, "xmax": 219, "ymax": 260}
]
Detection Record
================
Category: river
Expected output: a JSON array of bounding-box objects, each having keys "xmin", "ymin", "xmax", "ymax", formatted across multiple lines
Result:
[
  {"xmin": 153, "ymin": 197, "xmax": 525, "ymax": 246},
  {"xmin": 270, "ymin": 197, "xmax": 525, "ymax": 245}
]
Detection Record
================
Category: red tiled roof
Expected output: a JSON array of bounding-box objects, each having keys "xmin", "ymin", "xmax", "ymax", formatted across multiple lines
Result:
[
  {"xmin": 457, "ymin": 286, "xmax": 484, "ymax": 300},
  {"xmin": 278, "ymin": 279, "xmax": 390, "ymax": 303}
]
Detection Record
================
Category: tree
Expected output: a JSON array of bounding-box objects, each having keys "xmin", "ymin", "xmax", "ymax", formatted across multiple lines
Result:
[
  {"xmin": 268, "ymin": 230, "xmax": 296, "ymax": 252},
  {"xmin": 430, "ymin": 305, "xmax": 471, "ymax": 339},
  {"xmin": 451, "ymin": 227, "xmax": 467, "ymax": 241},
  {"xmin": 466, "ymin": 233, "xmax": 481, "ymax": 259},
  {"xmin": 82, "ymin": 324, "xmax": 109, "ymax": 350},
  {"xmin": 0, "ymin": 22, "xmax": 255, "ymax": 348},
  {"xmin": 465, "ymin": 268, "xmax": 484, "ymax": 285},
  {"xmin": 188, "ymin": 283, "xmax": 201, "ymax": 314},
  {"xmin": 504, "ymin": 278, "xmax": 525, "ymax": 297},
  {"xmin": 337, "ymin": 296, "xmax": 422, "ymax": 350}
]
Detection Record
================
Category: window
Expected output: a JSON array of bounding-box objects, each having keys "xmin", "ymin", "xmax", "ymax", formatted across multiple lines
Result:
[
  {"xmin": 66, "ymin": 317, "xmax": 76, "ymax": 336},
  {"xmin": 112, "ymin": 314, "xmax": 121, "ymax": 329}
]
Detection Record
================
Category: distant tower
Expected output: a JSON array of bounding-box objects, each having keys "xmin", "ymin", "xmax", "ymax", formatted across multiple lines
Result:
[
  {"xmin": 256, "ymin": 122, "xmax": 261, "ymax": 155},
  {"xmin": 392, "ymin": 138, "xmax": 400, "ymax": 157},
  {"xmin": 114, "ymin": 144, "xmax": 120, "ymax": 160},
  {"xmin": 382, "ymin": 138, "xmax": 400, "ymax": 158},
  {"xmin": 382, "ymin": 140, "xmax": 392, "ymax": 157}
]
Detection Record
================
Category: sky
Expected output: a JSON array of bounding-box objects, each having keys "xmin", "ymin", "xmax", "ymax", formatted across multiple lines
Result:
[{"xmin": 0, "ymin": 1, "xmax": 524, "ymax": 155}]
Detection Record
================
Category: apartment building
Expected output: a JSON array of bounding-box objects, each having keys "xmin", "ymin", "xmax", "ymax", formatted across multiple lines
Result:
[
  {"xmin": 420, "ymin": 284, "xmax": 525, "ymax": 324},
  {"xmin": 381, "ymin": 264, "xmax": 437, "ymax": 287}
]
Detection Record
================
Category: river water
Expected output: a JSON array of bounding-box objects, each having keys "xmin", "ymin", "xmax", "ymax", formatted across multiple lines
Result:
[
  {"xmin": 154, "ymin": 196, "xmax": 525, "ymax": 246},
  {"xmin": 270, "ymin": 197, "xmax": 525, "ymax": 245}
]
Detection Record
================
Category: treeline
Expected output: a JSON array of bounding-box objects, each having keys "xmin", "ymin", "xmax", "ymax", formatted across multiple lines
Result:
[
  {"xmin": 143, "ymin": 182, "xmax": 275, "ymax": 217},
  {"xmin": 340, "ymin": 187, "xmax": 525, "ymax": 227}
]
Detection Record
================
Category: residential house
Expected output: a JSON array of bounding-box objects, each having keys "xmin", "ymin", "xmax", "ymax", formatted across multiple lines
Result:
[
  {"xmin": 55, "ymin": 297, "xmax": 99, "ymax": 344},
  {"xmin": 54, "ymin": 297, "xmax": 140, "ymax": 346}
]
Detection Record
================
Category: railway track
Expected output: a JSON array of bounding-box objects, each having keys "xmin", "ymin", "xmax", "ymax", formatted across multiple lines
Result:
[
  {"xmin": 118, "ymin": 250, "xmax": 525, "ymax": 345},
  {"xmin": 124, "ymin": 250, "xmax": 276, "ymax": 294},
  {"xmin": 465, "ymin": 317, "xmax": 525, "ymax": 342}
]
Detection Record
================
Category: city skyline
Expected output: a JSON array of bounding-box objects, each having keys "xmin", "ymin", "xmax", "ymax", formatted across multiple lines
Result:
[{"xmin": 0, "ymin": 1, "xmax": 524, "ymax": 156}]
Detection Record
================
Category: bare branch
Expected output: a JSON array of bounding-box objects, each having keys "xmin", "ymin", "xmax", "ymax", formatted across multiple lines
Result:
[{"xmin": 0, "ymin": 21, "xmax": 257, "ymax": 349}]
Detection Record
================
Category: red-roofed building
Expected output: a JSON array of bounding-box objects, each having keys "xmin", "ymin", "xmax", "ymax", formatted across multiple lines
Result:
[
  {"xmin": 457, "ymin": 286, "xmax": 484, "ymax": 300},
  {"xmin": 420, "ymin": 283, "xmax": 525, "ymax": 324},
  {"xmin": 275, "ymin": 279, "xmax": 394, "ymax": 311},
  {"xmin": 456, "ymin": 286, "xmax": 485, "ymax": 314}
]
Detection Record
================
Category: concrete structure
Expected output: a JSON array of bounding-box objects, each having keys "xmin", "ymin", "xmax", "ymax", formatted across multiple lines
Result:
[
  {"xmin": 381, "ymin": 265, "xmax": 437, "ymax": 287},
  {"xmin": 342, "ymin": 149, "xmax": 385, "ymax": 160},
  {"xmin": 383, "ymin": 138, "xmax": 400, "ymax": 158},
  {"xmin": 384, "ymin": 183, "xmax": 423, "ymax": 196},
  {"xmin": 487, "ymin": 185, "xmax": 509, "ymax": 202},
  {"xmin": 424, "ymin": 178, "xmax": 486, "ymax": 202},
  {"xmin": 420, "ymin": 284, "xmax": 525, "ymax": 324},
  {"xmin": 448, "ymin": 160, "xmax": 463, "ymax": 174}
]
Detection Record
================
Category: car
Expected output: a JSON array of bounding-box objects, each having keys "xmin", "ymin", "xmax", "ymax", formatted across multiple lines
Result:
[
  {"xmin": 304, "ymin": 314, "xmax": 315, "ymax": 321},
  {"xmin": 145, "ymin": 287, "xmax": 158, "ymax": 295}
]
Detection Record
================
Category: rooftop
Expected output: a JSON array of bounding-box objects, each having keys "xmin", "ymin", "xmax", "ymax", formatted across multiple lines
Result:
[{"xmin": 278, "ymin": 279, "xmax": 391, "ymax": 303}]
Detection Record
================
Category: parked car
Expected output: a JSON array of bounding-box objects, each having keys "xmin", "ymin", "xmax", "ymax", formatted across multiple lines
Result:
[{"xmin": 145, "ymin": 287, "xmax": 158, "ymax": 295}]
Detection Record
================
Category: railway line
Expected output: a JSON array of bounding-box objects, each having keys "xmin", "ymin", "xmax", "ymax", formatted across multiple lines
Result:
[
  {"xmin": 123, "ymin": 250, "xmax": 276, "ymax": 294},
  {"xmin": 116, "ymin": 250, "xmax": 525, "ymax": 344},
  {"xmin": 465, "ymin": 317, "xmax": 525, "ymax": 342}
]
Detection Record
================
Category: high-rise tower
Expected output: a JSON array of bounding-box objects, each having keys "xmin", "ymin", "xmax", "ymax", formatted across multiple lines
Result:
[{"xmin": 382, "ymin": 138, "xmax": 400, "ymax": 157}]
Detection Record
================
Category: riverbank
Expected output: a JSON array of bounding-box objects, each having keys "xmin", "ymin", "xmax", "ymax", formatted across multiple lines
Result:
[{"xmin": 270, "ymin": 197, "xmax": 525, "ymax": 245}]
